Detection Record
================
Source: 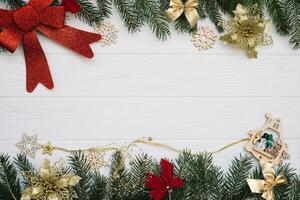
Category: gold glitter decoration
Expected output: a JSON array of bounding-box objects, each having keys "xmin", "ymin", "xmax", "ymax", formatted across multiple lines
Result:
[
  {"xmin": 219, "ymin": 4, "xmax": 272, "ymax": 58},
  {"xmin": 21, "ymin": 159, "xmax": 81, "ymax": 200},
  {"xmin": 16, "ymin": 134, "xmax": 42, "ymax": 158},
  {"xmin": 42, "ymin": 141, "xmax": 55, "ymax": 156},
  {"xmin": 86, "ymin": 150, "xmax": 107, "ymax": 170},
  {"xmin": 191, "ymin": 26, "xmax": 217, "ymax": 50},
  {"xmin": 95, "ymin": 20, "xmax": 119, "ymax": 47}
]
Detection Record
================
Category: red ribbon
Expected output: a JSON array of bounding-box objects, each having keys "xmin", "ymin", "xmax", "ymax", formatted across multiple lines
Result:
[{"xmin": 0, "ymin": 0, "xmax": 101, "ymax": 92}]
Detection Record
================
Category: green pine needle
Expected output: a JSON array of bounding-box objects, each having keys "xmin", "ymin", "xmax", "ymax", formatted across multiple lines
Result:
[
  {"xmin": 112, "ymin": 0, "xmax": 141, "ymax": 33},
  {"xmin": 222, "ymin": 155, "xmax": 253, "ymax": 200},
  {"xmin": 96, "ymin": 0, "xmax": 112, "ymax": 20},
  {"xmin": 69, "ymin": 151, "xmax": 93, "ymax": 200},
  {"xmin": 204, "ymin": 0, "xmax": 223, "ymax": 32},
  {"xmin": 266, "ymin": 0, "xmax": 290, "ymax": 35},
  {"xmin": 0, "ymin": 154, "xmax": 21, "ymax": 200},
  {"xmin": 89, "ymin": 172, "xmax": 107, "ymax": 200},
  {"xmin": 76, "ymin": 0, "xmax": 102, "ymax": 27},
  {"xmin": 136, "ymin": 0, "xmax": 171, "ymax": 40},
  {"xmin": 108, "ymin": 151, "xmax": 131, "ymax": 200},
  {"xmin": 287, "ymin": 0, "xmax": 300, "ymax": 49},
  {"xmin": 14, "ymin": 154, "xmax": 35, "ymax": 187},
  {"xmin": 129, "ymin": 154, "xmax": 153, "ymax": 199}
]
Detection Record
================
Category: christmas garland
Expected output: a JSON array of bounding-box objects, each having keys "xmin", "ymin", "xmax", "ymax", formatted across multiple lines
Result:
[
  {"xmin": 0, "ymin": 114, "xmax": 300, "ymax": 200},
  {"xmin": 1, "ymin": 0, "xmax": 299, "ymax": 49}
]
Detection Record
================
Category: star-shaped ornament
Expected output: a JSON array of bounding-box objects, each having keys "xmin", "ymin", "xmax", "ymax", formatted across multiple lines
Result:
[{"xmin": 42, "ymin": 141, "xmax": 55, "ymax": 155}]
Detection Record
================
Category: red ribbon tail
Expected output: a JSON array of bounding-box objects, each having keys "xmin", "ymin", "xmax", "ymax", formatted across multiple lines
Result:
[
  {"xmin": 37, "ymin": 25, "xmax": 101, "ymax": 58},
  {"xmin": 23, "ymin": 32, "xmax": 54, "ymax": 92}
]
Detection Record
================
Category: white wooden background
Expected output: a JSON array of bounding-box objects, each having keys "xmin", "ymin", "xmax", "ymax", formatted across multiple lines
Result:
[{"xmin": 0, "ymin": 9, "xmax": 299, "ymax": 170}]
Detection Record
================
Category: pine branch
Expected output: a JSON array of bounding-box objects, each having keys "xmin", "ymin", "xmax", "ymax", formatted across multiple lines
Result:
[
  {"xmin": 173, "ymin": 150, "xmax": 194, "ymax": 199},
  {"xmin": 112, "ymin": 0, "xmax": 141, "ymax": 33},
  {"xmin": 69, "ymin": 151, "xmax": 93, "ymax": 200},
  {"xmin": 203, "ymin": 0, "xmax": 223, "ymax": 32},
  {"xmin": 290, "ymin": 174, "xmax": 300, "ymax": 200},
  {"xmin": 5, "ymin": 0, "xmax": 25, "ymax": 9},
  {"xmin": 89, "ymin": 172, "xmax": 107, "ymax": 200},
  {"xmin": 175, "ymin": 15, "xmax": 197, "ymax": 33},
  {"xmin": 129, "ymin": 154, "xmax": 153, "ymax": 199},
  {"xmin": 265, "ymin": 0, "xmax": 290, "ymax": 35},
  {"xmin": 0, "ymin": 154, "xmax": 21, "ymax": 200},
  {"xmin": 96, "ymin": 0, "xmax": 112, "ymax": 19},
  {"xmin": 14, "ymin": 154, "xmax": 35, "ymax": 187},
  {"xmin": 76, "ymin": 0, "xmax": 102, "ymax": 27},
  {"xmin": 216, "ymin": 0, "xmax": 239, "ymax": 15},
  {"xmin": 222, "ymin": 155, "xmax": 253, "ymax": 200},
  {"xmin": 274, "ymin": 163, "xmax": 297, "ymax": 200},
  {"xmin": 135, "ymin": 0, "xmax": 171, "ymax": 40},
  {"xmin": 189, "ymin": 153, "xmax": 221, "ymax": 199},
  {"xmin": 286, "ymin": 0, "xmax": 300, "ymax": 49}
]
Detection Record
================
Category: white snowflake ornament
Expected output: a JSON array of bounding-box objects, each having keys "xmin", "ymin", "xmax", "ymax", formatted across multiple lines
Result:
[
  {"xmin": 86, "ymin": 151, "xmax": 107, "ymax": 170},
  {"xmin": 191, "ymin": 26, "xmax": 217, "ymax": 51},
  {"xmin": 16, "ymin": 133, "xmax": 42, "ymax": 158},
  {"xmin": 95, "ymin": 21, "xmax": 119, "ymax": 47}
]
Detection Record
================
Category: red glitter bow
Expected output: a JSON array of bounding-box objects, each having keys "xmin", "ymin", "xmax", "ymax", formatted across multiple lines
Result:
[
  {"xmin": 145, "ymin": 159, "xmax": 184, "ymax": 200},
  {"xmin": 0, "ymin": 0, "xmax": 101, "ymax": 92}
]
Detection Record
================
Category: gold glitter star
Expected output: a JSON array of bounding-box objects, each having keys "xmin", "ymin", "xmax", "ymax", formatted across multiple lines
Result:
[
  {"xmin": 42, "ymin": 141, "xmax": 55, "ymax": 156},
  {"xmin": 16, "ymin": 133, "xmax": 42, "ymax": 158}
]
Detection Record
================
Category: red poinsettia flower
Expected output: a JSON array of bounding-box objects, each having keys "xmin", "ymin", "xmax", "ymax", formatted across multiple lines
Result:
[
  {"xmin": 145, "ymin": 159, "xmax": 184, "ymax": 200},
  {"xmin": 61, "ymin": 0, "xmax": 81, "ymax": 13}
]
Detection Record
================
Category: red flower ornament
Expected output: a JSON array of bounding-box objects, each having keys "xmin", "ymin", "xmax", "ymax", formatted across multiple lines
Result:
[
  {"xmin": 0, "ymin": 0, "xmax": 101, "ymax": 92},
  {"xmin": 62, "ymin": 0, "xmax": 81, "ymax": 14},
  {"xmin": 145, "ymin": 159, "xmax": 184, "ymax": 200}
]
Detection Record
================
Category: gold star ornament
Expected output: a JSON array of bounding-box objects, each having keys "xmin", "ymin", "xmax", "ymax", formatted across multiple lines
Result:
[
  {"xmin": 219, "ymin": 4, "xmax": 272, "ymax": 58},
  {"xmin": 42, "ymin": 141, "xmax": 55, "ymax": 155}
]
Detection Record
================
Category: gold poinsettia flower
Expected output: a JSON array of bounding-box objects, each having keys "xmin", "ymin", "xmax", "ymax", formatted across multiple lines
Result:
[
  {"xmin": 219, "ymin": 4, "xmax": 272, "ymax": 58},
  {"xmin": 21, "ymin": 159, "xmax": 81, "ymax": 200}
]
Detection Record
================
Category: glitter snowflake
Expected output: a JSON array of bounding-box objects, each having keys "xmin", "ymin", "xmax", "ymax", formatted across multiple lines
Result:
[
  {"xmin": 86, "ymin": 151, "xmax": 107, "ymax": 170},
  {"xmin": 95, "ymin": 21, "xmax": 119, "ymax": 47},
  {"xmin": 16, "ymin": 133, "xmax": 42, "ymax": 158},
  {"xmin": 191, "ymin": 26, "xmax": 217, "ymax": 51}
]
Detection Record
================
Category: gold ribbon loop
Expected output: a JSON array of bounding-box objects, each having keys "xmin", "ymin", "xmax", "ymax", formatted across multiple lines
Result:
[
  {"xmin": 247, "ymin": 161, "xmax": 287, "ymax": 200},
  {"xmin": 164, "ymin": 0, "xmax": 200, "ymax": 27}
]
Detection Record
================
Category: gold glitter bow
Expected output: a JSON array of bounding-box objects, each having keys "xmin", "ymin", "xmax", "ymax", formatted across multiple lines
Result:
[
  {"xmin": 164, "ymin": 0, "xmax": 199, "ymax": 27},
  {"xmin": 21, "ymin": 159, "xmax": 81, "ymax": 200},
  {"xmin": 247, "ymin": 161, "xmax": 287, "ymax": 200}
]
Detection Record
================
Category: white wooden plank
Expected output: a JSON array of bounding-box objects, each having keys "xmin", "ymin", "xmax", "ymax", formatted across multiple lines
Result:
[
  {"xmin": 0, "ymin": 97, "xmax": 299, "ymax": 140},
  {"xmin": 1, "ymin": 55, "xmax": 300, "ymax": 96},
  {"xmin": 1, "ymin": 139, "xmax": 299, "ymax": 170}
]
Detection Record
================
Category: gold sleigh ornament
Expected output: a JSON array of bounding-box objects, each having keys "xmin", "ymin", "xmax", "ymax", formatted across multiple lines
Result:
[{"xmin": 245, "ymin": 113, "xmax": 289, "ymax": 165}]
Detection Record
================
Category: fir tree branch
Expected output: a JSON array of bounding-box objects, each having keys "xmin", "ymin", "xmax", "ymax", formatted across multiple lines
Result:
[
  {"xmin": 135, "ymin": 0, "xmax": 171, "ymax": 40},
  {"xmin": 108, "ymin": 151, "xmax": 131, "ymax": 200},
  {"xmin": 14, "ymin": 154, "xmax": 35, "ymax": 187},
  {"xmin": 216, "ymin": 0, "xmax": 239, "ymax": 15},
  {"xmin": 265, "ymin": 0, "xmax": 290, "ymax": 35},
  {"xmin": 203, "ymin": 0, "xmax": 223, "ymax": 32},
  {"xmin": 4, "ymin": 0, "xmax": 25, "ymax": 9},
  {"xmin": 0, "ymin": 154, "xmax": 21, "ymax": 200},
  {"xmin": 96, "ymin": 0, "xmax": 112, "ymax": 20},
  {"xmin": 274, "ymin": 163, "xmax": 297, "ymax": 200},
  {"xmin": 286, "ymin": 0, "xmax": 300, "ymax": 49},
  {"xmin": 112, "ymin": 0, "xmax": 141, "ymax": 33},
  {"xmin": 76, "ymin": 0, "xmax": 102, "ymax": 27},
  {"xmin": 69, "ymin": 151, "xmax": 93, "ymax": 200},
  {"xmin": 222, "ymin": 155, "xmax": 253, "ymax": 200},
  {"xmin": 90, "ymin": 172, "xmax": 107, "ymax": 200},
  {"xmin": 129, "ymin": 154, "xmax": 153, "ymax": 199}
]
